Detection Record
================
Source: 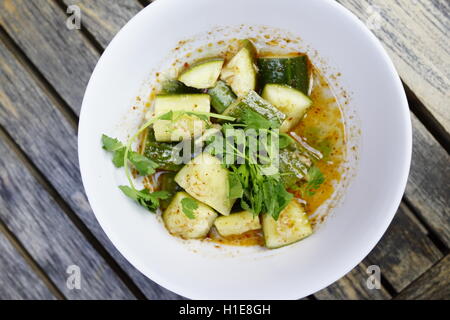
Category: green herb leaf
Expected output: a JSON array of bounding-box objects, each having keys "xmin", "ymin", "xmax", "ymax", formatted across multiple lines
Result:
[
  {"xmin": 102, "ymin": 134, "xmax": 124, "ymax": 151},
  {"xmin": 119, "ymin": 186, "xmax": 170, "ymax": 212},
  {"xmin": 301, "ymin": 166, "xmax": 325, "ymax": 197},
  {"xmin": 228, "ymin": 171, "xmax": 243, "ymax": 199},
  {"xmin": 180, "ymin": 197, "xmax": 198, "ymax": 219},
  {"xmin": 128, "ymin": 152, "xmax": 158, "ymax": 176},
  {"xmin": 279, "ymin": 133, "xmax": 294, "ymax": 149},
  {"xmin": 101, "ymin": 135, "xmax": 158, "ymax": 175},
  {"xmin": 159, "ymin": 111, "xmax": 174, "ymax": 120},
  {"xmin": 112, "ymin": 147, "xmax": 126, "ymax": 167},
  {"xmin": 240, "ymin": 108, "xmax": 278, "ymax": 129}
]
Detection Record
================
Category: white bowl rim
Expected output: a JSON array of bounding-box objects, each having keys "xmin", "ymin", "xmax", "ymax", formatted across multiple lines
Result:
[{"xmin": 78, "ymin": 0, "xmax": 412, "ymax": 299}]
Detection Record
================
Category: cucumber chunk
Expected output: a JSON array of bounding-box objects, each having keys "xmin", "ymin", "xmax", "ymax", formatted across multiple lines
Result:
[
  {"xmin": 207, "ymin": 80, "xmax": 237, "ymax": 113},
  {"xmin": 221, "ymin": 39, "xmax": 257, "ymax": 96},
  {"xmin": 262, "ymin": 199, "xmax": 312, "ymax": 249},
  {"xmin": 163, "ymin": 192, "xmax": 218, "ymax": 239},
  {"xmin": 262, "ymin": 84, "xmax": 312, "ymax": 133},
  {"xmin": 178, "ymin": 58, "xmax": 224, "ymax": 89},
  {"xmin": 279, "ymin": 143, "xmax": 312, "ymax": 188},
  {"xmin": 175, "ymin": 153, "xmax": 235, "ymax": 215},
  {"xmin": 257, "ymin": 55, "xmax": 310, "ymax": 95},
  {"xmin": 161, "ymin": 80, "xmax": 201, "ymax": 94},
  {"xmin": 143, "ymin": 128, "xmax": 183, "ymax": 171},
  {"xmin": 153, "ymin": 94, "xmax": 210, "ymax": 142},
  {"xmin": 214, "ymin": 211, "xmax": 261, "ymax": 237},
  {"xmin": 222, "ymin": 90, "xmax": 286, "ymax": 128}
]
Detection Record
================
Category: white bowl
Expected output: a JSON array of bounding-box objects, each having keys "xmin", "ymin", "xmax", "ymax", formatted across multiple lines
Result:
[{"xmin": 78, "ymin": 0, "xmax": 411, "ymax": 299}]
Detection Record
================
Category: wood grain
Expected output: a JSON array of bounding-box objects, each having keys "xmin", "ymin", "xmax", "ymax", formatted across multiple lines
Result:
[
  {"xmin": 337, "ymin": 0, "xmax": 450, "ymax": 134},
  {"xmin": 314, "ymin": 260, "xmax": 391, "ymax": 300},
  {"xmin": 0, "ymin": 0, "xmax": 99, "ymax": 115},
  {"xmin": 313, "ymin": 201, "xmax": 443, "ymax": 299},
  {"xmin": 0, "ymin": 137, "xmax": 135, "ymax": 299},
  {"xmin": 395, "ymin": 255, "xmax": 450, "ymax": 300},
  {"xmin": 405, "ymin": 114, "xmax": 450, "ymax": 246},
  {"xmin": 0, "ymin": 231, "xmax": 56, "ymax": 300},
  {"xmin": 366, "ymin": 204, "xmax": 443, "ymax": 292},
  {"xmin": 61, "ymin": 0, "xmax": 143, "ymax": 49},
  {"xmin": 0, "ymin": 35, "xmax": 182, "ymax": 300}
]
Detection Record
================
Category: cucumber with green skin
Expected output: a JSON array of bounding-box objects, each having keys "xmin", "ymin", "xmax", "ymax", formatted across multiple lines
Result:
[
  {"xmin": 207, "ymin": 80, "xmax": 237, "ymax": 113},
  {"xmin": 143, "ymin": 129, "xmax": 183, "ymax": 171},
  {"xmin": 221, "ymin": 39, "xmax": 257, "ymax": 96},
  {"xmin": 257, "ymin": 55, "xmax": 310, "ymax": 95},
  {"xmin": 178, "ymin": 58, "xmax": 224, "ymax": 89},
  {"xmin": 222, "ymin": 90, "xmax": 286, "ymax": 128},
  {"xmin": 262, "ymin": 84, "xmax": 313, "ymax": 133},
  {"xmin": 280, "ymin": 147, "xmax": 311, "ymax": 188},
  {"xmin": 160, "ymin": 80, "xmax": 201, "ymax": 94},
  {"xmin": 157, "ymin": 171, "xmax": 181, "ymax": 210},
  {"xmin": 279, "ymin": 138, "xmax": 313, "ymax": 188},
  {"xmin": 153, "ymin": 93, "xmax": 210, "ymax": 142},
  {"xmin": 262, "ymin": 199, "xmax": 312, "ymax": 249}
]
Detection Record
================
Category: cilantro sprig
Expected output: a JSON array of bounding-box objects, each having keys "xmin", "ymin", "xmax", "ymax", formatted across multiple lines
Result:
[
  {"xmin": 301, "ymin": 166, "xmax": 325, "ymax": 197},
  {"xmin": 102, "ymin": 110, "xmax": 235, "ymax": 213}
]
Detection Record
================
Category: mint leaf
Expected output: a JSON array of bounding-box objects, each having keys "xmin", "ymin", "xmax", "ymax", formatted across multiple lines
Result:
[{"xmin": 180, "ymin": 197, "xmax": 198, "ymax": 219}]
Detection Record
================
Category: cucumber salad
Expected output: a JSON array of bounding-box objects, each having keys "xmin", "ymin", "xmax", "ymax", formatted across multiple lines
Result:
[{"xmin": 102, "ymin": 39, "xmax": 345, "ymax": 249}]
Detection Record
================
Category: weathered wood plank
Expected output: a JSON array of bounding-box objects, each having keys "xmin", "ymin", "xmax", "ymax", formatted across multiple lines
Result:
[
  {"xmin": 61, "ymin": 0, "xmax": 143, "ymax": 49},
  {"xmin": 0, "ymin": 35, "xmax": 182, "ymax": 300},
  {"xmin": 337, "ymin": 0, "xmax": 450, "ymax": 134},
  {"xmin": 314, "ymin": 260, "xmax": 391, "ymax": 300},
  {"xmin": 404, "ymin": 114, "xmax": 450, "ymax": 246},
  {"xmin": 0, "ymin": 231, "xmax": 56, "ymax": 300},
  {"xmin": 366, "ymin": 204, "xmax": 443, "ymax": 292},
  {"xmin": 0, "ymin": 0, "xmax": 99, "ymax": 115},
  {"xmin": 395, "ymin": 255, "xmax": 450, "ymax": 300},
  {"xmin": 314, "ymin": 201, "xmax": 444, "ymax": 299},
  {"xmin": 0, "ymin": 136, "xmax": 135, "ymax": 299}
]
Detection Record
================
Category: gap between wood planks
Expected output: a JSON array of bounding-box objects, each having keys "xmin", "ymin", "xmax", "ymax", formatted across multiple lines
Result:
[
  {"xmin": 0, "ymin": 26, "xmax": 78, "ymax": 130},
  {"xmin": 0, "ymin": 0, "xmax": 445, "ymax": 299},
  {"xmin": 0, "ymin": 123, "xmax": 146, "ymax": 300},
  {"xmin": 402, "ymin": 196, "xmax": 449, "ymax": 256},
  {"xmin": 0, "ymin": 218, "xmax": 65, "ymax": 300},
  {"xmin": 405, "ymin": 83, "xmax": 450, "ymax": 155}
]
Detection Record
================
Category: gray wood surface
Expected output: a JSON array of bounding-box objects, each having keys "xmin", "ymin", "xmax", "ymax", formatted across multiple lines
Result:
[
  {"xmin": 0, "ymin": 31, "xmax": 182, "ymax": 300},
  {"xmin": 0, "ymin": 0, "xmax": 98, "ymax": 115},
  {"xmin": 395, "ymin": 255, "xmax": 450, "ymax": 300},
  {"xmin": 0, "ymin": 135, "xmax": 134, "ymax": 299},
  {"xmin": 0, "ymin": 230, "xmax": 56, "ymax": 300},
  {"xmin": 314, "ymin": 202, "xmax": 443, "ymax": 298},
  {"xmin": 405, "ymin": 114, "xmax": 450, "ymax": 246},
  {"xmin": 337, "ymin": 0, "xmax": 450, "ymax": 134},
  {"xmin": 314, "ymin": 260, "xmax": 391, "ymax": 300},
  {"xmin": 366, "ymin": 204, "xmax": 443, "ymax": 292},
  {"xmin": 61, "ymin": 0, "xmax": 143, "ymax": 49}
]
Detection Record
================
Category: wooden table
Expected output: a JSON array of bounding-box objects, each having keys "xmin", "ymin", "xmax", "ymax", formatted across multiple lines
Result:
[{"xmin": 0, "ymin": 0, "xmax": 448, "ymax": 300}]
